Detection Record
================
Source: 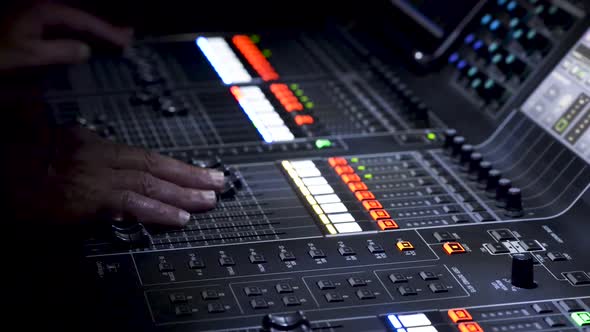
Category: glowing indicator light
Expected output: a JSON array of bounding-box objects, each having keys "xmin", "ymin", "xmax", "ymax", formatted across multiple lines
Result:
[
  {"xmin": 397, "ymin": 314, "xmax": 431, "ymax": 328},
  {"xmin": 305, "ymin": 102, "xmax": 314, "ymax": 109},
  {"xmin": 306, "ymin": 195, "xmax": 317, "ymax": 206},
  {"xmin": 318, "ymin": 214, "xmax": 331, "ymax": 225},
  {"xmin": 427, "ymin": 132, "xmax": 437, "ymax": 141},
  {"xmin": 449, "ymin": 52, "xmax": 460, "ymax": 64},
  {"xmin": 364, "ymin": 173, "xmax": 373, "ymax": 180},
  {"xmin": 300, "ymin": 96, "xmax": 309, "ymax": 102},
  {"xmin": 295, "ymin": 89, "xmax": 304, "ymax": 96},
  {"xmin": 196, "ymin": 37, "xmax": 252, "ymax": 84},
  {"xmin": 357, "ymin": 165, "xmax": 366, "ymax": 171},
  {"xmin": 232, "ymin": 35, "xmax": 279, "ymax": 81},
  {"xmin": 315, "ymin": 139, "xmax": 333, "ymax": 149},
  {"xmin": 326, "ymin": 224, "xmax": 337, "ymax": 235},
  {"xmin": 448, "ymin": 309, "xmax": 473, "ymax": 323},
  {"xmin": 262, "ymin": 49, "xmax": 272, "ymax": 58},
  {"xmin": 334, "ymin": 222, "xmax": 362, "ymax": 233},
  {"xmin": 572, "ymin": 312, "xmax": 590, "ymax": 326},
  {"xmin": 489, "ymin": 19, "xmax": 500, "ymax": 31},
  {"xmin": 397, "ymin": 241, "xmax": 414, "ymax": 251},
  {"xmin": 378, "ymin": 219, "xmax": 398, "ymax": 230},
  {"xmin": 350, "ymin": 157, "xmax": 359, "ymax": 163},
  {"xmin": 312, "ymin": 204, "xmax": 323, "ymax": 215},
  {"xmin": 295, "ymin": 115, "xmax": 315, "ymax": 126},
  {"xmin": 387, "ymin": 315, "xmax": 403, "ymax": 328},
  {"xmin": 270, "ymin": 83, "xmax": 304, "ymax": 112},
  {"xmin": 458, "ymin": 322, "xmax": 483, "ymax": 332}
]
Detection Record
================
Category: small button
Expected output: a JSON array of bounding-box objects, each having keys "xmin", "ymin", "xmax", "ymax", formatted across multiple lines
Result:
[
  {"xmin": 448, "ymin": 308, "xmax": 473, "ymax": 323},
  {"xmin": 175, "ymin": 304, "xmax": 192, "ymax": 316},
  {"xmin": 347, "ymin": 277, "xmax": 367, "ymax": 287},
  {"xmin": 279, "ymin": 251, "xmax": 296, "ymax": 261},
  {"xmin": 219, "ymin": 256, "xmax": 235, "ymax": 266},
  {"xmin": 338, "ymin": 246, "xmax": 356, "ymax": 256},
  {"xmin": 188, "ymin": 258, "xmax": 205, "ymax": 269},
  {"xmin": 396, "ymin": 241, "xmax": 414, "ymax": 251},
  {"xmin": 370, "ymin": 209, "xmax": 391, "ymax": 220},
  {"xmin": 419, "ymin": 271, "xmax": 438, "ymax": 281},
  {"xmin": 207, "ymin": 302, "xmax": 226, "ymax": 313},
  {"xmin": 334, "ymin": 165, "xmax": 354, "ymax": 175},
  {"xmin": 559, "ymin": 299, "xmax": 584, "ymax": 312},
  {"xmin": 158, "ymin": 262, "xmax": 175, "ymax": 272},
  {"xmin": 565, "ymin": 271, "xmax": 590, "ymax": 285},
  {"xmin": 275, "ymin": 283, "xmax": 294, "ymax": 294},
  {"xmin": 428, "ymin": 283, "xmax": 448, "ymax": 293},
  {"xmin": 433, "ymin": 231, "xmax": 456, "ymax": 242},
  {"xmin": 458, "ymin": 322, "xmax": 483, "ymax": 332},
  {"xmin": 443, "ymin": 242, "xmax": 466, "ymax": 255},
  {"xmin": 544, "ymin": 316, "xmax": 566, "ymax": 327},
  {"xmin": 362, "ymin": 200, "xmax": 383, "ymax": 211},
  {"xmin": 308, "ymin": 249, "xmax": 326, "ymax": 259},
  {"xmin": 397, "ymin": 286, "xmax": 417, "ymax": 296},
  {"xmin": 250, "ymin": 298, "xmax": 270, "ymax": 309},
  {"xmin": 355, "ymin": 191, "xmax": 375, "ymax": 201},
  {"xmin": 341, "ymin": 173, "xmax": 361, "ymax": 184},
  {"xmin": 249, "ymin": 254, "xmax": 266, "ymax": 264},
  {"xmin": 328, "ymin": 157, "xmax": 347, "ymax": 167},
  {"xmin": 368, "ymin": 244, "xmax": 385, "ymax": 253},
  {"xmin": 282, "ymin": 295, "xmax": 301, "ymax": 306},
  {"xmin": 348, "ymin": 182, "xmax": 368, "ymax": 192},
  {"xmin": 571, "ymin": 312, "xmax": 590, "ymax": 327},
  {"xmin": 389, "ymin": 273, "xmax": 408, "ymax": 283},
  {"xmin": 546, "ymin": 252, "xmax": 567, "ymax": 261},
  {"xmin": 325, "ymin": 292, "xmax": 344, "ymax": 302},
  {"xmin": 485, "ymin": 242, "xmax": 509, "ymax": 254},
  {"xmin": 377, "ymin": 219, "xmax": 398, "ymax": 230},
  {"xmin": 317, "ymin": 280, "xmax": 336, "ymax": 290},
  {"xmin": 532, "ymin": 303, "xmax": 553, "ymax": 314},
  {"xmin": 442, "ymin": 205, "xmax": 459, "ymax": 213},
  {"xmin": 201, "ymin": 289, "xmax": 220, "ymax": 300},
  {"xmin": 356, "ymin": 289, "xmax": 376, "ymax": 300},
  {"xmin": 490, "ymin": 229, "xmax": 515, "ymax": 241},
  {"xmin": 169, "ymin": 293, "xmax": 187, "ymax": 304},
  {"xmin": 519, "ymin": 239, "xmax": 543, "ymax": 251},
  {"xmin": 244, "ymin": 286, "xmax": 262, "ymax": 296}
]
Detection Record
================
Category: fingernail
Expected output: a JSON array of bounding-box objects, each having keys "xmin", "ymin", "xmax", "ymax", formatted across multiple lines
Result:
[
  {"xmin": 208, "ymin": 170, "xmax": 225, "ymax": 188},
  {"xmin": 178, "ymin": 210, "xmax": 191, "ymax": 225},
  {"xmin": 78, "ymin": 44, "xmax": 91, "ymax": 60},
  {"xmin": 202, "ymin": 190, "xmax": 217, "ymax": 203}
]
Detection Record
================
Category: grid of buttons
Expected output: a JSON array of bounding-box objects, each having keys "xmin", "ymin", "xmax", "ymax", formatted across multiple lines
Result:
[
  {"xmin": 282, "ymin": 160, "xmax": 361, "ymax": 234},
  {"xmin": 196, "ymin": 36, "xmax": 252, "ymax": 84},
  {"xmin": 328, "ymin": 157, "xmax": 399, "ymax": 231},
  {"xmin": 232, "ymin": 35, "xmax": 279, "ymax": 81}
]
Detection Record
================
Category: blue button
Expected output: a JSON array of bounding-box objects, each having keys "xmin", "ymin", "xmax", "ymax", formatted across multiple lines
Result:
[
  {"xmin": 512, "ymin": 29, "xmax": 523, "ymax": 39},
  {"xmin": 507, "ymin": 1, "xmax": 517, "ymax": 11},
  {"xmin": 497, "ymin": 0, "xmax": 507, "ymax": 5},
  {"xmin": 387, "ymin": 315, "xmax": 403, "ymax": 328},
  {"xmin": 481, "ymin": 14, "xmax": 492, "ymax": 25},
  {"xmin": 457, "ymin": 60, "xmax": 467, "ymax": 70},
  {"xmin": 488, "ymin": 42, "xmax": 499, "ymax": 53},
  {"xmin": 510, "ymin": 18, "xmax": 520, "ymax": 28},
  {"xmin": 448, "ymin": 52, "xmax": 460, "ymax": 64},
  {"xmin": 473, "ymin": 40, "xmax": 484, "ymax": 51},
  {"xmin": 464, "ymin": 33, "xmax": 475, "ymax": 44},
  {"xmin": 490, "ymin": 20, "xmax": 501, "ymax": 31}
]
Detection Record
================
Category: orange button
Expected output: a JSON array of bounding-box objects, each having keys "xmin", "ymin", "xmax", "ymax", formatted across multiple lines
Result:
[
  {"xmin": 377, "ymin": 219, "xmax": 398, "ymax": 230},
  {"xmin": 355, "ymin": 191, "xmax": 375, "ymax": 201},
  {"xmin": 348, "ymin": 182, "xmax": 368, "ymax": 192},
  {"xmin": 458, "ymin": 322, "xmax": 483, "ymax": 332},
  {"xmin": 328, "ymin": 157, "xmax": 348, "ymax": 167},
  {"xmin": 334, "ymin": 165, "xmax": 354, "ymax": 175},
  {"xmin": 443, "ymin": 242, "xmax": 466, "ymax": 255},
  {"xmin": 295, "ymin": 115, "xmax": 314, "ymax": 126},
  {"xmin": 369, "ymin": 209, "xmax": 390, "ymax": 220},
  {"xmin": 396, "ymin": 241, "xmax": 414, "ymax": 251},
  {"xmin": 341, "ymin": 174, "xmax": 361, "ymax": 184},
  {"xmin": 448, "ymin": 309, "xmax": 473, "ymax": 323},
  {"xmin": 362, "ymin": 200, "xmax": 383, "ymax": 211}
]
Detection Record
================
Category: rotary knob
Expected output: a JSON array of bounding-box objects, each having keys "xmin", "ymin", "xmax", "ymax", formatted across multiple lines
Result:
[
  {"xmin": 467, "ymin": 152, "xmax": 483, "ymax": 180},
  {"xmin": 495, "ymin": 178, "xmax": 512, "ymax": 208},
  {"xmin": 485, "ymin": 169, "xmax": 502, "ymax": 197},
  {"xmin": 476, "ymin": 161, "xmax": 492, "ymax": 188},
  {"xmin": 443, "ymin": 129, "xmax": 457, "ymax": 150},
  {"xmin": 511, "ymin": 254, "xmax": 536, "ymax": 289},
  {"xmin": 505, "ymin": 187, "xmax": 524, "ymax": 217},
  {"xmin": 459, "ymin": 144, "xmax": 474, "ymax": 168},
  {"xmin": 451, "ymin": 136, "xmax": 466, "ymax": 157}
]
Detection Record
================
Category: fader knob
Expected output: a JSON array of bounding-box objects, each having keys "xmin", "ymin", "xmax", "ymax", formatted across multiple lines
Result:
[
  {"xmin": 468, "ymin": 152, "xmax": 483, "ymax": 180},
  {"xmin": 505, "ymin": 187, "xmax": 524, "ymax": 217},
  {"xmin": 451, "ymin": 136, "xmax": 466, "ymax": 157},
  {"xmin": 495, "ymin": 178, "xmax": 512, "ymax": 208},
  {"xmin": 443, "ymin": 129, "xmax": 457, "ymax": 149},
  {"xmin": 511, "ymin": 254, "xmax": 536, "ymax": 289},
  {"xmin": 485, "ymin": 169, "xmax": 502, "ymax": 197},
  {"xmin": 459, "ymin": 144, "xmax": 474, "ymax": 167}
]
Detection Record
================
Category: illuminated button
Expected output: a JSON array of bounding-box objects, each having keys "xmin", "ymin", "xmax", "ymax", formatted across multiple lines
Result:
[
  {"xmin": 397, "ymin": 241, "xmax": 414, "ymax": 251},
  {"xmin": 302, "ymin": 177, "xmax": 328, "ymax": 186},
  {"xmin": 406, "ymin": 326, "xmax": 438, "ymax": 332},
  {"xmin": 315, "ymin": 139, "xmax": 332, "ymax": 149},
  {"xmin": 571, "ymin": 312, "xmax": 590, "ymax": 327},
  {"xmin": 348, "ymin": 182, "xmax": 368, "ymax": 192},
  {"xmin": 448, "ymin": 308, "xmax": 473, "ymax": 323},
  {"xmin": 320, "ymin": 202, "xmax": 348, "ymax": 214},
  {"xmin": 397, "ymin": 313, "xmax": 431, "ymax": 327},
  {"xmin": 334, "ymin": 222, "xmax": 362, "ymax": 233},
  {"xmin": 314, "ymin": 194, "xmax": 341, "ymax": 204},
  {"xmin": 355, "ymin": 191, "xmax": 376, "ymax": 201},
  {"xmin": 328, "ymin": 157, "xmax": 347, "ymax": 167},
  {"xmin": 290, "ymin": 160, "xmax": 315, "ymax": 169},
  {"xmin": 443, "ymin": 242, "xmax": 466, "ymax": 255},
  {"xmin": 378, "ymin": 219, "xmax": 399, "ymax": 230},
  {"xmin": 387, "ymin": 315, "xmax": 403, "ymax": 329},
  {"xmin": 328, "ymin": 213, "xmax": 355, "ymax": 223},
  {"xmin": 294, "ymin": 115, "xmax": 314, "ymax": 126},
  {"xmin": 370, "ymin": 209, "xmax": 391, "ymax": 220},
  {"xmin": 334, "ymin": 165, "xmax": 354, "ymax": 175},
  {"xmin": 295, "ymin": 167, "xmax": 321, "ymax": 178},
  {"xmin": 341, "ymin": 173, "xmax": 361, "ymax": 184},
  {"xmin": 362, "ymin": 200, "xmax": 383, "ymax": 211},
  {"xmin": 458, "ymin": 322, "xmax": 483, "ymax": 332},
  {"xmin": 307, "ymin": 184, "xmax": 334, "ymax": 195}
]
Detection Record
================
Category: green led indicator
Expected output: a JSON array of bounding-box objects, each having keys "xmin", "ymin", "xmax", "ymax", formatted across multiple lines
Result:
[
  {"xmin": 262, "ymin": 49, "xmax": 272, "ymax": 58},
  {"xmin": 350, "ymin": 157, "xmax": 359, "ymax": 163},
  {"xmin": 315, "ymin": 139, "xmax": 332, "ymax": 149},
  {"xmin": 571, "ymin": 312, "xmax": 590, "ymax": 327},
  {"xmin": 250, "ymin": 34, "xmax": 261, "ymax": 44},
  {"xmin": 492, "ymin": 54, "xmax": 502, "ymax": 64},
  {"xmin": 467, "ymin": 67, "xmax": 478, "ymax": 77},
  {"xmin": 290, "ymin": 83, "xmax": 299, "ymax": 90},
  {"xmin": 513, "ymin": 29, "xmax": 523, "ymax": 39},
  {"xmin": 300, "ymin": 96, "xmax": 309, "ymax": 102},
  {"xmin": 305, "ymin": 102, "xmax": 314, "ymax": 109},
  {"xmin": 357, "ymin": 165, "xmax": 366, "ymax": 171},
  {"xmin": 471, "ymin": 78, "xmax": 482, "ymax": 89},
  {"xmin": 364, "ymin": 173, "xmax": 373, "ymax": 180},
  {"xmin": 484, "ymin": 79, "xmax": 495, "ymax": 89},
  {"xmin": 295, "ymin": 89, "xmax": 304, "ymax": 96},
  {"xmin": 426, "ymin": 132, "xmax": 437, "ymax": 141},
  {"xmin": 554, "ymin": 118, "xmax": 569, "ymax": 133}
]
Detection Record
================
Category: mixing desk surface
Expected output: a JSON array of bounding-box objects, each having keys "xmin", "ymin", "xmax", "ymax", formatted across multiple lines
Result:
[{"xmin": 32, "ymin": 1, "xmax": 590, "ymax": 331}]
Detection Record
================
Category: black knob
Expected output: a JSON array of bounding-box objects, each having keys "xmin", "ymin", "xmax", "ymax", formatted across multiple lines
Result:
[
  {"xmin": 459, "ymin": 144, "xmax": 474, "ymax": 168},
  {"xmin": 468, "ymin": 152, "xmax": 483, "ymax": 180},
  {"xmin": 485, "ymin": 169, "xmax": 502, "ymax": 197},
  {"xmin": 443, "ymin": 129, "xmax": 457, "ymax": 149},
  {"xmin": 476, "ymin": 161, "xmax": 492, "ymax": 188},
  {"xmin": 110, "ymin": 218, "xmax": 151, "ymax": 248},
  {"xmin": 414, "ymin": 102, "xmax": 430, "ymax": 127},
  {"xmin": 450, "ymin": 136, "xmax": 466, "ymax": 157},
  {"xmin": 495, "ymin": 178, "xmax": 512, "ymax": 207},
  {"xmin": 262, "ymin": 311, "xmax": 311, "ymax": 332},
  {"xmin": 505, "ymin": 187, "xmax": 523, "ymax": 217},
  {"xmin": 511, "ymin": 254, "xmax": 536, "ymax": 289}
]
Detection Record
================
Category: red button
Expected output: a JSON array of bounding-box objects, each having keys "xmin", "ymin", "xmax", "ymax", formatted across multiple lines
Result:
[
  {"xmin": 448, "ymin": 309, "xmax": 473, "ymax": 323},
  {"xmin": 377, "ymin": 219, "xmax": 398, "ymax": 230},
  {"xmin": 334, "ymin": 165, "xmax": 354, "ymax": 175},
  {"xmin": 443, "ymin": 242, "xmax": 466, "ymax": 255},
  {"xmin": 369, "ymin": 209, "xmax": 390, "ymax": 220},
  {"xmin": 355, "ymin": 191, "xmax": 375, "ymax": 201},
  {"xmin": 341, "ymin": 174, "xmax": 361, "ymax": 184},
  {"xmin": 328, "ymin": 157, "xmax": 348, "ymax": 167},
  {"xmin": 362, "ymin": 200, "xmax": 383, "ymax": 211},
  {"xmin": 348, "ymin": 182, "xmax": 368, "ymax": 192},
  {"xmin": 458, "ymin": 322, "xmax": 483, "ymax": 332},
  {"xmin": 295, "ymin": 115, "xmax": 314, "ymax": 126}
]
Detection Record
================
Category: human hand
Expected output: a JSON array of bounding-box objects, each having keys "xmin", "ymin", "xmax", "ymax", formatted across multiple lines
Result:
[
  {"xmin": 27, "ymin": 126, "xmax": 224, "ymax": 227},
  {"xmin": 0, "ymin": 1, "xmax": 133, "ymax": 70}
]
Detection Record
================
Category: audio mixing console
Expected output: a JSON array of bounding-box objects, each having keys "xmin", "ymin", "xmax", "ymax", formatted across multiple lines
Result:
[{"xmin": 38, "ymin": 1, "xmax": 590, "ymax": 331}]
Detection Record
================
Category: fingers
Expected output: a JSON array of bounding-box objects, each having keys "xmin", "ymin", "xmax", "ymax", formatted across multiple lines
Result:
[
  {"xmin": 110, "ymin": 170, "xmax": 218, "ymax": 212},
  {"xmin": 23, "ymin": 40, "xmax": 91, "ymax": 67},
  {"xmin": 105, "ymin": 190, "xmax": 191, "ymax": 227},
  {"xmin": 41, "ymin": 3, "xmax": 133, "ymax": 48}
]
